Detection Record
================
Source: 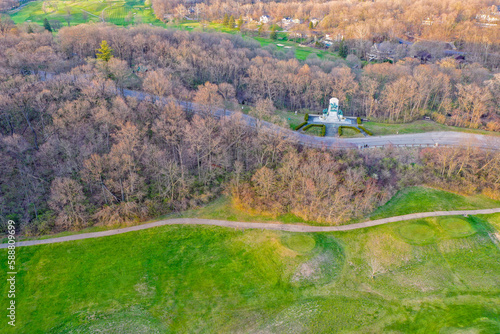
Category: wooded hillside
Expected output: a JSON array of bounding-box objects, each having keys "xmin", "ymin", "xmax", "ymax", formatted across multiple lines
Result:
[{"xmin": 0, "ymin": 24, "xmax": 499, "ymax": 233}]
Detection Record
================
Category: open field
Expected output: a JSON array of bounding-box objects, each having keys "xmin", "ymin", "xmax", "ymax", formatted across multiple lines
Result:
[
  {"xmin": 9, "ymin": 0, "xmax": 160, "ymax": 26},
  {"xmin": 1, "ymin": 211, "xmax": 499, "ymax": 332}
]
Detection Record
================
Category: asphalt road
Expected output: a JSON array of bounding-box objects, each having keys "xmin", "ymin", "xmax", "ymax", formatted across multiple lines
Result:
[
  {"xmin": 3, "ymin": 207, "xmax": 500, "ymax": 248},
  {"xmin": 37, "ymin": 73, "xmax": 500, "ymax": 150},
  {"xmin": 121, "ymin": 88, "xmax": 500, "ymax": 151}
]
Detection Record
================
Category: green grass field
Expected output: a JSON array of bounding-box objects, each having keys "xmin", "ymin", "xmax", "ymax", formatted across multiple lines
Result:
[
  {"xmin": 273, "ymin": 109, "xmax": 306, "ymax": 130},
  {"xmin": 303, "ymin": 125, "xmax": 323, "ymax": 136},
  {"xmin": 168, "ymin": 21, "xmax": 339, "ymax": 61},
  {"xmin": 370, "ymin": 186, "xmax": 500, "ymax": 219},
  {"xmin": 339, "ymin": 127, "xmax": 364, "ymax": 138},
  {"xmin": 9, "ymin": 0, "xmax": 160, "ymax": 26},
  {"xmin": 4, "ymin": 186, "xmax": 499, "ymax": 244},
  {"xmin": 363, "ymin": 120, "xmax": 500, "ymax": 137},
  {"xmin": 1, "ymin": 212, "xmax": 499, "ymax": 332},
  {"xmin": 1, "ymin": 186, "xmax": 500, "ymax": 332}
]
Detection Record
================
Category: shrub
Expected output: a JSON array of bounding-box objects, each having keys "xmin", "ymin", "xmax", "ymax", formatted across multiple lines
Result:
[
  {"xmin": 302, "ymin": 124, "xmax": 313, "ymax": 131},
  {"xmin": 358, "ymin": 125, "xmax": 373, "ymax": 136},
  {"xmin": 295, "ymin": 121, "xmax": 308, "ymax": 130},
  {"xmin": 432, "ymin": 112, "xmax": 447, "ymax": 125},
  {"xmin": 338, "ymin": 126, "xmax": 361, "ymax": 136},
  {"xmin": 357, "ymin": 117, "xmax": 361, "ymax": 125},
  {"xmin": 302, "ymin": 124, "xmax": 325, "ymax": 136},
  {"xmin": 304, "ymin": 113, "xmax": 309, "ymax": 121},
  {"xmin": 343, "ymin": 126, "xmax": 361, "ymax": 132}
]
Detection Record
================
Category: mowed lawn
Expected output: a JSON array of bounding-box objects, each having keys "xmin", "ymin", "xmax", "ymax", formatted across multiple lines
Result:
[
  {"xmin": 9, "ymin": 0, "xmax": 160, "ymax": 26},
  {"xmin": 169, "ymin": 21, "xmax": 340, "ymax": 61},
  {"xmin": 371, "ymin": 186, "xmax": 500, "ymax": 219},
  {"xmin": 1, "ymin": 212, "xmax": 500, "ymax": 332},
  {"xmin": 362, "ymin": 120, "xmax": 500, "ymax": 137}
]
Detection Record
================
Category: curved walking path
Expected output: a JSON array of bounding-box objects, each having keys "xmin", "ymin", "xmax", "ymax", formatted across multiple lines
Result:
[{"xmin": 3, "ymin": 207, "xmax": 500, "ymax": 248}]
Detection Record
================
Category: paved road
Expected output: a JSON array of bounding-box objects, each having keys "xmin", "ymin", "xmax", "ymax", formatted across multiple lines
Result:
[
  {"xmin": 36, "ymin": 73, "xmax": 499, "ymax": 150},
  {"xmin": 121, "ymin": 89, "xmax": 500, "ymax": 151},
  {"xmin": 3, "ymin": 207, "xmax": 500, "ymax": 248}
]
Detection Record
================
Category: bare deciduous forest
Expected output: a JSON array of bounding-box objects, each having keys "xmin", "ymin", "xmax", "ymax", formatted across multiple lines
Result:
[{"xmin": 0, "ymin": 19, "xmax": 499, "ymax": 234}]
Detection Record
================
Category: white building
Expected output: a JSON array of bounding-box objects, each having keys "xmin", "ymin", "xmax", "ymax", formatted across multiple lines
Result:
[{"xmin": 260, "ymin": 15, "xmax": 271, "ymax": 24}]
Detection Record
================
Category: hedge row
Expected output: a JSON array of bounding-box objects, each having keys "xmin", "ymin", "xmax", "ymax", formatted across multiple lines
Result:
[
  {"xmin": 302, "ymin": 123, "xmax": 314, "ymax": 131},
  {"xmin": 302, "ymin": 123, "xmax": 326, "ymax": 137},
  {"xmin": 358, "ymin": 125, "xmax": 373, "ymax": 136},
  {"xmin": 295, "ymin": 121, "xmax": 308, "ymax": 130},
  {"xmin": 338, "ymin": 125, "xmax": 361, "ymax": 136}
]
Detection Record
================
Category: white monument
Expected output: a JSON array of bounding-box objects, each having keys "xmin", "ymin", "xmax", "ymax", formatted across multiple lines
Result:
[{"xmin": 320, "ymin": 98, "xmax": 346, "ymax": 123}]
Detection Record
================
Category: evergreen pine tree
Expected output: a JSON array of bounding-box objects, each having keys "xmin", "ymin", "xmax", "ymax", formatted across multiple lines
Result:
[
  {"xmin": 43, "ymin": 18, "xmax": 52, "ymax": 32},
  {"xmin": 270, "ymin": 25, "xmax": 277, "ymax": 40},
  {"xmin": 339, "ymin": 38, "xmax": 348, "ymax": 58},
  {"xmin": 309, "ymin": 21, "xmax": 313, "ymax": 30},
  {"xmin": 228, "ymin": 15, "xmax": 235, "ymax": 29},
  {"xmin": 27, "ymin": 24, "xmax": 34, "ymax": 34},
  {"xmin": 237, "ymin": 16, "xmax": 243, "ymax": 31},
  {"xmin": 96, "ymin": 40, "xmax": 113, "ymax": 62},
  {"xmin": 222, "ymin": 13, "xmax": 229, "ymax": 26}
]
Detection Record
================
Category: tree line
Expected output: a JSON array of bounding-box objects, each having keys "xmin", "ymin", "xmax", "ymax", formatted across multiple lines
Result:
[
  {"xmin": 151, "ymin": 0, "xmax": 500, "ymax": 64},
  {"xmin": 32, "ymin": 24, "xmax": 500, "ymax": 129}
]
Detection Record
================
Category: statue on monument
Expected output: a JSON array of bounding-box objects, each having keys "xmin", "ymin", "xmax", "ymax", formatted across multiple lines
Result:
[{"xmin": 321, "ymin": 98, "xmax": 345, "ymax": 122}]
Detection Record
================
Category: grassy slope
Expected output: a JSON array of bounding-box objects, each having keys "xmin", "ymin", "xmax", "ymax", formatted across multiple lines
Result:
[
  {"xmin": 1, "ymin": 212, "xmax": 499, "ymax": 332},
  {"xmin": 340, "ymin": 127, "xmax": 364, "ymax": 138},
  {"xmin": 4, "ymin": 186, "xmax": 500, "ymax": 244},
  {"xmin": 363, "ymin": 120, "xmax": 500, "ymax": 137},
  {"xmin": 182, "ymin": 186, "xmax": 500, "ymax": 224},
  {"xmin": 168, "ymin": 21, "xmax": 338, "ymax": 61},
  {"xmin": 9, "ymin": 0, "xmax": 160, "ymax": 26},
  {"xmin": 303, "ymin": 125, "xmax": 323, "ymax": 136},
  {"xmin": 273, "ymin": 109, "xmax": 305, "ymax": 130},
  {"xmin": 371, "ymin": 186, "xmax": 500, "ymax": 219}
]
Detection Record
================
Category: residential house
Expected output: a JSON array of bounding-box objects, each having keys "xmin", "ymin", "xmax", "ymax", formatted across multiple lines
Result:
[
  {"xmin": 367, "ymin": 42, "xmax": 396, "ymax": 62},
  {"xmin": 310, "ymin": 18, "xmax": 320, "ymax": 26},
  {"xmin": 260, "ymin": 15, "xmax": 271, "ymax": 24}
]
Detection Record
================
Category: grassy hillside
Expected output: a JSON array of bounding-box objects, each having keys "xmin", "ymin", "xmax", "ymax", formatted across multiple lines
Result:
[
  {"xmin": 9, "ymin": 0, "xmax": 160, "ymax": 26},
  {"xmin": 371, "ymin": 186, "xmax": 500, "ymax": 219},
  {"xmin": 168, "ymin": 21, "xmax": 340, "ymax": 61},
  {"xmin": 1, "ymin": 212, "xmax": 499, "ymax": 333},
  {"xmin": 362, "ymin": 120, "xmax": 500, "ymax": 137}
]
